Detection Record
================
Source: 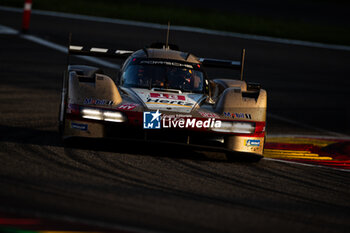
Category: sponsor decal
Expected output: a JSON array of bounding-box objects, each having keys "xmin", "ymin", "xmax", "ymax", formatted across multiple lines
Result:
[
  {"xmin": 143, "ymin": 110, "xmax": 161, "ymax": 129},
  {"xmin": 131, "ymin": 88, "xmax": 201, "ymax": 113},
  {"xmin": 143, "ymin": 110, "xmax": 221, "ymax": 129},
  {"xmin": 71, "ymin": 122, "xmax": 88, "ymax": 131},
  {"xmin": 224, "ymin": 112, "xmax": 252, "ymax": 119},
  {"xmin": 245, "ymin": 139, "xmax": 260, "ymax": 147},
  {"xmin": 117, "ymin": 103, "xmax": 138, "ymax": 110},
  {"xmin": 146, "ymin": 97, "xmax": 193, "ymax": 107},
  {"xmin": 198, "ymin": 112, "xmax": 220, "ymax": 118},
  {"xmin": 84, "ymin": 98, "xmax": 113, "ymax": 105},
  {"xmin": 140, "ymin": 60, "xmax": 193, "ymax": 69},
  {"xmin": 150, "ymin": 93, "xmax": 186, "ymax": 101}
]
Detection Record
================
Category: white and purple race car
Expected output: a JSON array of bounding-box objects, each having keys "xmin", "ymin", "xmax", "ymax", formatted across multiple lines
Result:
[{"xmin": 59, "ymin": 42, "xmax": 267, "ymax": 160}]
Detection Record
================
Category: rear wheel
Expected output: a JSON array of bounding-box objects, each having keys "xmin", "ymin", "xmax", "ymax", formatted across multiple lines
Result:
[
  {"xmin": 224, "ymin": 135, "xmax": 235, "ymax": 151},
  {"xmin": 58, "ymin": 104, "xmax": 65, "ymax": 139},
  {"xmin": 226, "ymin": 151, "xmax": 263, "ymax": 162},
  {"xmin": 58, "ymin": 91, "xmax": 67, "ymax": 143}
]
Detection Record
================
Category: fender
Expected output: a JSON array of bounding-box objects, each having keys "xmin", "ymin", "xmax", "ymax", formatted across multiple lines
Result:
[
  {"xmin": 214, "ymin": 87, "xmax": 267, "ymax": 122},
  {"xmin": 68, "ymin": 68, "xmax": 122, "ymax": 107}
]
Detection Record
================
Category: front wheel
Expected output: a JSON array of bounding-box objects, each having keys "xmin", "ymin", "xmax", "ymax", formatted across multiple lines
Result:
[{"xmin": 226, "ymin": 151, "xmax": 263, "ymax": 162}]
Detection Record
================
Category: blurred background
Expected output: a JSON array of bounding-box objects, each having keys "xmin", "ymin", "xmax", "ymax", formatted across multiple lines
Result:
[{"xmin": 2, "ymin": 0, "xmax": 350, "ymax": 45}]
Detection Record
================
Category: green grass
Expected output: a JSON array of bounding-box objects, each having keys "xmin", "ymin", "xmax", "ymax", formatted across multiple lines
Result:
[{"xmin": 2, "ymin": 0, "xmax": 350, "ymax": 45}]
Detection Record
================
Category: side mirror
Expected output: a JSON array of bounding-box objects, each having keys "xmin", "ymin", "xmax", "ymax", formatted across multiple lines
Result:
[{"xmin": 206, "ymin": 80, "xmax": 216, "ymax": 104}]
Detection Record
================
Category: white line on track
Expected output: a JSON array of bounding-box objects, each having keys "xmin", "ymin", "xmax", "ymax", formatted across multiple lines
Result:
[
  {"xmin": 263, "ymin": 157, "xmax": 350, "ymax": 173},
  {"xmin": 0, "ymin": 23, "xmax": 120, "ymax": 69},
  {"xmin": 0, "ymin": 24, "xmax": 17, "ymax": 34},
  {"xmin": 0, "ymin": 5, "xmax": 350, "ymax": 52}
]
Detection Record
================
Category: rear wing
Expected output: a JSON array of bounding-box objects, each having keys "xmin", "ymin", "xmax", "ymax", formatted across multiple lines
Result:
[
  {"xmin": 199, "ymin": 49, "xmax": 246, "ymax": 80},
  {"xmin": 67, "ymin": 33, "xmax": 134, "ymax": 59},
  {"xmin": 68, "ymin": 45, "xmax": 134, "ymax": 59}
]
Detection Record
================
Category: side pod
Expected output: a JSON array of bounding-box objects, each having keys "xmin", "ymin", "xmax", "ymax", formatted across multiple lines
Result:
[
  {"xmin": 67, "ymin": 68, "xmax": 122, "ymax": 107},
  {"xmin": 215, "ymin": 87, "xmax": 267, "ymax": 122}
]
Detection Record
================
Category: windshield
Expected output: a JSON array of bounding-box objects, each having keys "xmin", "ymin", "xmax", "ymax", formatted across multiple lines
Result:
[{"xmin": 121, "ymin": 63, "xmax": 205, "ymax": 93}]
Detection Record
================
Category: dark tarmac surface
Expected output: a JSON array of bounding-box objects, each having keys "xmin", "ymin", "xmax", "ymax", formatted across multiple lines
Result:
[{"xmin": 0, "ymin": 8, "xmax": 350, "ymax": 233}]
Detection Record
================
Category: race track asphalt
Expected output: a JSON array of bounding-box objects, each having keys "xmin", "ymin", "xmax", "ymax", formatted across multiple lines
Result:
[{"xmin": 0, "ymin": 8, "xmax": 350, "ymax": 233}]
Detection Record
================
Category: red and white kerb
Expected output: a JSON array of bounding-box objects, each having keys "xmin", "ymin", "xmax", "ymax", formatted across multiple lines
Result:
[{"xmin": 22, "ymin": 0, "xmax": 32, "ymax": 32}]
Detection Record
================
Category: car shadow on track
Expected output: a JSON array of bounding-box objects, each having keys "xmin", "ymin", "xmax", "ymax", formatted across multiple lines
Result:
[
  {"xmin": 64, "ymin": 137, "xmax": 262, "ymax": 163},
  {"xmin": 0, "ymin": 124, "xmax": 261, "ymax": 163}
]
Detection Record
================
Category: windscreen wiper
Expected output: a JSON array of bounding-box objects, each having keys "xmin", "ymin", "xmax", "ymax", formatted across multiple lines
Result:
[{"xmin": 149, "ymin": 76, "xmax": 152, "ymax": 90}]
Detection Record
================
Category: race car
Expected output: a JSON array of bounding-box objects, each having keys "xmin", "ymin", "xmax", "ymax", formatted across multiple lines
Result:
[{"xmin": 58, "ymin": 42, "xmax": 267, "ymax": 160}]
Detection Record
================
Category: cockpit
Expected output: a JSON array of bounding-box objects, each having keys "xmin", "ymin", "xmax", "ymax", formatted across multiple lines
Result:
[{"xmin": 120, "ymin": 59, "xmax": 205, "ymax": 93}]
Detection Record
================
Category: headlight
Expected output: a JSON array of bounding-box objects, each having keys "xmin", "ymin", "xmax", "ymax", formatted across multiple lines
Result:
[
  {"xmin": 212, "ymin": 121, "xmax": 255, "ymax": 134},
  {"xmin": 81, "ymin": 108, "xmax": 103, "ymax": 120},
  {"xmin": 103, "ymin": 111, "xmax": 126, "ymax": 122},
  {"xmin": 81, "ymin": 108, "xmax": 126, "ymax": 122}
]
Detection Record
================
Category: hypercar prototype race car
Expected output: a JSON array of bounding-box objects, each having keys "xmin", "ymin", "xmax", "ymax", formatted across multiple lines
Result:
[{"xmin": 58, "ymin": 42, "xmax": 267, "ymax": 159}]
